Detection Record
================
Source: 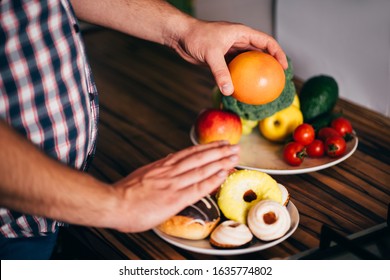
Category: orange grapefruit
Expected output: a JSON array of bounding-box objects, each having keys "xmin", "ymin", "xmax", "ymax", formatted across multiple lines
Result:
[{"xmin": 229, "ymin": 51, "xmax": 285, "ymax": 105}]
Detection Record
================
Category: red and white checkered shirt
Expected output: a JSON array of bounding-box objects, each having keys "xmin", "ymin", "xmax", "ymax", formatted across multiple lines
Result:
[{"xmin": 0, "ymin": 0, "xmax": 99, "ymax": 238}]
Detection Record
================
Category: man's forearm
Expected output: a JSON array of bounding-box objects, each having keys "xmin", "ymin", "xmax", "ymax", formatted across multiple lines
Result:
[
  {"xmin": 70, "ymin": 0, "xmax": 194, "ymax": 48},
  {"xmin": 0, "ymin": 121, "xmax": 118, "ymax": 228}
]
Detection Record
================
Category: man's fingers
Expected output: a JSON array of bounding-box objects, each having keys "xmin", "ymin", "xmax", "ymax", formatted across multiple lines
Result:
[
  {"xmin": 175, "ymin": 168, "xmax": 231, "ymax": 207},
  {"xmin": 169, "ymin": 153, "xmax": 238, "ymax": 189},
  {"xmin": 248, "ymin": 32, "xmax": 288, "ymax": 69},
  {"xmin": 205, "ymin": 51, "xmax": 234, "ymax": 96},
  {"xmin": 163, "ymin": 141, "xmax": 229, "ymax": 165},
  {"xmin": 265, "ymin": 40, "xmax": 288, "ymax": 69},
  {"xmin": 168, "ymin": 143, "xmax": 239, "ymax": 177}
]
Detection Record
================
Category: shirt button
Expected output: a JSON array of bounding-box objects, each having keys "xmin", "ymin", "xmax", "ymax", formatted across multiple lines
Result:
[
  {"xmin": 89, "ymin": 92, "xmax": 95, "ymax": 101},
  {"xmin": 73, "ymin": 24, "xmax": 80, "ymax": 33}
]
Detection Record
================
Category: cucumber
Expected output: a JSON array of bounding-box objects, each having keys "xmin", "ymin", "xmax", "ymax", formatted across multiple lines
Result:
[{"xmin": 299, "ymin": 75, "xmax": 338, "ymax": 122}]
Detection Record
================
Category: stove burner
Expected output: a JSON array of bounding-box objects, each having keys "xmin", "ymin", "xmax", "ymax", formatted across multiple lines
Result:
[{"xmin": 298, "ymin": 203, "xmax": 390, "ymax": 260}]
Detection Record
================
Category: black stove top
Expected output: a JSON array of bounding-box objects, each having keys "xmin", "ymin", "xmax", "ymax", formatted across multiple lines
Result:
[{"xmin": 291, "ymin": 204, "xmax": 390, "ymax": 260}]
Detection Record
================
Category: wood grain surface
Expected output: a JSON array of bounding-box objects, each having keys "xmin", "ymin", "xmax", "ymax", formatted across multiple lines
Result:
[{"xmin": 66, "ymin": 29, "xmax": 390, "ymax": 260}]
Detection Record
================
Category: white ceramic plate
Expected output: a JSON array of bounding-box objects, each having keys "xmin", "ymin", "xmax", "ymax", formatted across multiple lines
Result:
[
  {"xmin": 190, "ymin": 127, "xmax": 358, "ymax": 175},
  {"xmin": 153, "ymin": 202, "xmax": 299, "ymax": 256}
]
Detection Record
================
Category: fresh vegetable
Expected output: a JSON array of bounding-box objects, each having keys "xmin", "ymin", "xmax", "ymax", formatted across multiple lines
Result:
[
  {"xmin": 229, "ymin": 51, "xmax": 285, "ymax": 105},
  {"xmin": 299, "ymin": 75, "xmax": 339, "ymax": 122},
  {"xmin": 309, "ymin": 111, "xmax": 342, "ymax": 131},
  {"xmin": 306, "ymin": 139, "xmax": 325, "ymax": 157},
  {"xmin": 259, "ymin": 104, "xmax": 303, "ymax": 142},
  {"xmin": 221, "ymin": 57, "xmax": 296, "ymax": 121},
  {"xmin": 331, "ymin": 117, "xmax": 353, "ymax": 140},
  {"xmin": 317, "ymin": 127, "xmax": 341, "ymax": 142},
  {"xmin": 281, "ymin": 115, "xmax": 353, "ymax": 164},
  {"xmin": 293, "ymin": 123, "xmax": 315, "ymax": 146},
  {"xmin": 325, "ymin": 136, "xmax": 346, "ymax": 157},
  {"xmin": 283, "ymin": 142, "xmax": 306, "ymax": 166}
]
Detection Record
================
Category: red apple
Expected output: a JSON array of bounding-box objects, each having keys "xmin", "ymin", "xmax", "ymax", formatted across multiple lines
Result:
[{"xmin": 195, "ymin": 108, "xmax": 242, "ymax": 144}]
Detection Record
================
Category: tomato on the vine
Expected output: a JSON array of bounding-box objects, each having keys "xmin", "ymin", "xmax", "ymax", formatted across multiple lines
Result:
[
  {"xmin": 283, "ymin": 142, "xmax": 306, "ymax": 166},
  {"xmin": 325, "ymin": 135, "xmax": 346, "ymax": 157},
  {"xmin": 317, "ymin": 127, "xmax": 340, "ymax": 142},
  {"xmin": 331, "ymin": 117, "xmax": 353, "ymax": 139},
  {"xmin": 306, "ymin": 139, "xmax": 325, "ymax": 157},
  {"xmin": 293, "ymin": 123, "xmax": 315, "ymax": 146}
]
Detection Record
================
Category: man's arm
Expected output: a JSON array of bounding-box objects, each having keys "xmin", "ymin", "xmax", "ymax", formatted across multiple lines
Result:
[
  {"xmin": 70, "ymin": 0, "xmax": 288, "ymax": 96},
  {"xmin": 0, "ymin": 121, "xmax": 117, "ymax": 228},
  {"xmin": 70, "ymin": 0, "xmax": 191, "ymax": 47},
  {"xmin": 0, "ymin": 121, "xmax": 239, "ymax": 232}
]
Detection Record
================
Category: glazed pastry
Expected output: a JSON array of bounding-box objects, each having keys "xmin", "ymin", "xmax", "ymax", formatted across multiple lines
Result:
[
  {"xmin": 210, "ymin": 220, "xmax": 253, "ymax": 248},
  {"xmin": 157, "ymin": 195, "xmax": 220, "ymax": 240},
  {"xmin": 247, "ymin": 200, "xmax": 291, "ymax": 241},
  {"xmin": 217, "ymin": 169, "xmax": 282, "ymax": 224},
  {"xmin": 278, "ymin": 184, "xmax": 290, "ymax": 206}
]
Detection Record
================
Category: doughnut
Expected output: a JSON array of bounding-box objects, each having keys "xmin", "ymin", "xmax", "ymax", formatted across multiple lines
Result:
[
  {"xmin": 157, "ymin": 195, "xmax": 220, "ymax": 240},
  {"xmin": 217, "ymin": 169, "xmax": 282, "ymax": 224},
  {"xmin": 210, "ymin": 220, "xmax": 253, "ymax": 249},
  {"xmin": 247, "ymin": 200, "xmax": 291, "ymax": 241}
]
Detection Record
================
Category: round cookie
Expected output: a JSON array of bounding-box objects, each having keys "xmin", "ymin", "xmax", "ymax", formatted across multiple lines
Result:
[
  {"xmin": 247, "ymin": 200, "xmax": 291, "ymax": 241},
  {"xmin": 210, "ymin": 220, "xmax": 253, "ymax": 249}
]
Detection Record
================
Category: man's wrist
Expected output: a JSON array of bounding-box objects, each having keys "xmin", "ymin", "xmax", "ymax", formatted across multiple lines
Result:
[{"xmin": 163, "ymin": 13, "xmax": 198, "ymax": 49}]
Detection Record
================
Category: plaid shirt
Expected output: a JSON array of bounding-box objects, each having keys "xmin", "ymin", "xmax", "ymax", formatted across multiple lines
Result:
[{"xmin": 0, "ymin": 0, "xmax": 99, "ymax": 238}]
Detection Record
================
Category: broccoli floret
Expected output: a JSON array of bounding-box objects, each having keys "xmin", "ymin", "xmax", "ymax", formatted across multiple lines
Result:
[
  {"xmin": 284, "ymin": 56, "xmax": 294, "ymax": 81},
  {"xmin": 221, "ymin": 57, "xmax": 296, "ymax": 121}
]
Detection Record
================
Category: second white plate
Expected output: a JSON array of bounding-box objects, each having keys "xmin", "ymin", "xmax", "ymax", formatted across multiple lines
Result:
[{"xmin": 153, "ymin": 202, "xmax": 299, "ymax": 256}]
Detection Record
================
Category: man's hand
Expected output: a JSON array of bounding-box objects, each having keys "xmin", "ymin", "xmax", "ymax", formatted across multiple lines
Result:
[
  {"xmin": 71, "ymin": 0, "xmax": 287, "ymax": 97},
  {"xmin": 112, "ymin": 141, "xmax": 239, "ymax": 232},
  {"xmin": 171, "ymin": 20, "xmax": 288, "ymax": 96},
  {"xmin": 0, "ymin": 120, "xmax": 239, "ymax": 233}
]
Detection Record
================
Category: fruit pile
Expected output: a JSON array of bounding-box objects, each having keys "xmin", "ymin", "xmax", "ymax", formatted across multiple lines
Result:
[
  {"xmin": 195, "ymin": 55, "xmax": 356, "ymax": 167},
  {"xmin": 280, "ymin": 75, "xmax": 355, "ymax": 166},
  {"xmin": 196, "ymin": 52, "xmax": 299, "ymax": 145},
  {"xmin": 283, "ymin": 117, "xmax": 354, "ymax": 166}
]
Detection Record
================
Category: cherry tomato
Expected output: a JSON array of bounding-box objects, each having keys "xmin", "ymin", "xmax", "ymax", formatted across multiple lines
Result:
[
  {"xmin": 318, "ymin": 127, "xmax": 341, "ymax": 142},
  {"xmin": 293, "ymin": 123, "xmax": 315, "ymax": 146},
  {"xmin": 306, "ymin": 139, "xmax": 325, "ymax": 157},
  {"xmin": 283, "ymin": 142, "xmax": 306, "ymax": 166},
  {"xmin": 325, "ymin": 136, "xmax": 347, "ymax": 157},
  {"xmin": 331, "ymin": 117, "xmax": 353, "ymax": 139}
]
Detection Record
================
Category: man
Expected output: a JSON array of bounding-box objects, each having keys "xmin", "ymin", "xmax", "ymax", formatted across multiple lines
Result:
[{"xmin": 0, "ymin": 0, "xmax": 287, "ymax": 259}]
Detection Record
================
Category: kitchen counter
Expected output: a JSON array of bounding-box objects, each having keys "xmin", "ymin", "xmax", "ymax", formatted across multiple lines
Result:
[{"xmin": 63, "ymin": 28, "xmax": 390, "ymax": 260}]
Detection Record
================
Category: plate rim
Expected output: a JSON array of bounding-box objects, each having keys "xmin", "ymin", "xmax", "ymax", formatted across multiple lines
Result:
[
  {"xmin": 190, "ymin": 126, "xmax": 358, "ymax": 175},
  {"xmin": 153, "ymin": 202, "xmax": 300, "ymax": 256}
]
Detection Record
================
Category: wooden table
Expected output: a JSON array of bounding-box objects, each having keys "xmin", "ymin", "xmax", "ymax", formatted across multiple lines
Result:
[{"xmin": 64, "ymin": 28, "xmax": 390, "ymax": 260}]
